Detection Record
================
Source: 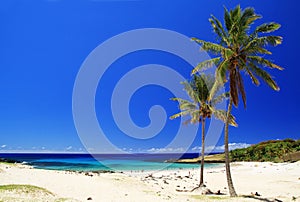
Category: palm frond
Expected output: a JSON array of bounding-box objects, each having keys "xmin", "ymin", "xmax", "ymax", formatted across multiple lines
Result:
[
  {"xmin": 245, "ymin": 46, "xmax": 272, "ymax": 55},
  {"xmin": 191, "ymin": 57, "xmax": 221, "ymax": 74},
  {"xmin": 254, "ymin": 22, "xmax": 281, "ymax": 34},
  {"xmin": 231, "ymin": 5, "xmax": 241, "ymax": 22},
  {"xmin": 238, "ymin": 57, "xmax": 260, "ymax": 86},
  {"xmin": 246, "ymin": 36, "xmax": 283, "ymax": 49},
  {"xmin": 191, "ymin": 38, "xmax": 231, "ymax": 55},
  {"xmin": 170, "ymin": 97, "xmax": 198, "ymax": 111},
  {"xmin": 248, "ymin": 56, "xmax": 283, "ymax": 70},
  {"xmin": 209, "ymin": 15, "xmax": 229, "ymax": 45},
  {"xmin": 224, "ymin": 6, "xmax": 232, "ymax": 31},
  {"xmin": 248, "ymin": 63, "xmax": 280, "ymax": 91},
  {"xmin": 213, "ymin": 109, "xmax": 238, "ymax": 127},
  {"xmin": 237, "ymin": 71, "xmax": 246, "ymax": 108},
  {"xmin": 169, "ymin": 111, "xmax": 190, "ymax": 120},
  {"xmin": 191, "ymin": 110, "xmax": 201, "ymax": 123},
  {"xmin": 180, "ymin": 81, "xmax": 199, "ymax": 103},
  {"xmin": 211, "ymin": 92, "xmax": 230, "ymax": 106},
  {"xmin": 209, "ymin": 59, "xmax": 229, "ymax": 101},
  {"xmin": 239, "ymin": 7, "xmax": 261, "ymax": 29},
  {"xmin": 243, "ymin": 63, "xmax": 260, "ymax": 86},
  {"xmin": 192, "ymin": 74, "xmax": 216, "ymax": 103},
  {"xmin": 229, "ymin": 69, "xmax": 239, "ymax": 107}
]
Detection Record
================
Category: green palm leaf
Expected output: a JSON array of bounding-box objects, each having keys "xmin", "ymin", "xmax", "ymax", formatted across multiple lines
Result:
[
  {"xmin": 248, "ymin": 63, "xmax": 280, "ymax": 91},
  {"xmin": 191, "ymin": 38, "xmax": 232, "ymax": 55},
  {"xmin": 191, "ymin": 57, "xmax": 221, "ymax": 74},
  {"xmin": 209, "ymin": 15, "xmax": 229, "ymax": 46},
  {"xmin": 211, "ymin": 92, "xmax": 230, "ymax": 106},
  {"xmin": 213, "ymin": 109, "xmax": 238, "ymax": 127},
  {"xmin": 209, "ymin": 59, "xmax": 229, "ymax": 101},
  {"xmin": 246, "ymin": 35, "xmax": 282, "ymax": 48},
  {"xmin": 254, "ymin": 22, "xmax": 281, "ymax": 34},
  {"xmin": 248, "ymin": 56, "xmax": 284, "ymax": 70}
]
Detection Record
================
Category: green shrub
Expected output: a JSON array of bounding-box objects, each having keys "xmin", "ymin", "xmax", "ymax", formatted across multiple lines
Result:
[{"xmin": 230, "ymin": 139, "xmax": 300, "ymax": 162}]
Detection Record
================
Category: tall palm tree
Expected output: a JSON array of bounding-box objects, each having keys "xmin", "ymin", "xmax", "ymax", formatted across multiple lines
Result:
[
  {"xmin": 170, "ymin": 74, "xmax": 237, "ymax": 187},
  {"xmin": 191, "ymin": 5, "xmax": 283, "ymax": 196}
]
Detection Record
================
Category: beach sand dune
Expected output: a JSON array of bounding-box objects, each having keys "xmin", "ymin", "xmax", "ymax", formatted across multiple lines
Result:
[{"xmin": 0, "ymin": 161, "xmax": 299, "ymax": 201}]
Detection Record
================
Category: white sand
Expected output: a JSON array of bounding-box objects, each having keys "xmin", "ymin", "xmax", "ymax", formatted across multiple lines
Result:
[{"xmin": 0, "ymin": 161, "xmax": 299, "ymax": 202}]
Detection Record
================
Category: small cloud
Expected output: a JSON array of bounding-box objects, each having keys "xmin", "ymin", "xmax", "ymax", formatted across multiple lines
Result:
[
  {"xmin": 66, "ymin": 146, "xmax": 72, "ymax": 151},
  {"xmin": 191, "ymin": 143, "xmax": 251, "ymax": 153},
  {"xmin": 228, "ymin": 143, "xmax": 251, "ymax": 150},
  {"xmin": 1, "ymin": 145, "xmax": 7, "ymax": 148},
  {"xmin": 192, "ymin": 146, "xmax": 200, "ymax": 151},
  {"xmin": 41, "ymin": 147, "xmax": 46, "ymax": 150},
  {"xmin": 147, "ymin": 147, "xmax": 184, "ymax": 153}
]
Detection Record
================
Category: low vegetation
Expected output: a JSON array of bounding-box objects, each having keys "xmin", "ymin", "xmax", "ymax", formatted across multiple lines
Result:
[
  {"xmin": 0, "ymin": 184, "xmax": 78, "ymax": 202},
  {"xmin": 230, "ymin": 139, "xmax": 300, "ymax": 162},
  {"xmin": 176, "ymin": 139, "xmax": 300, "ymax": 163}
]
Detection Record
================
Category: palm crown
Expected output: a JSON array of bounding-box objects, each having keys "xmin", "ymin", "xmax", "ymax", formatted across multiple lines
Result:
[
  {"xmin": 191, "ymin": 5, "xmax": 283, "ymax": 107},
  {"xmin": 170, "ymin": 74, "xmax": 237, "ymax": 126}
]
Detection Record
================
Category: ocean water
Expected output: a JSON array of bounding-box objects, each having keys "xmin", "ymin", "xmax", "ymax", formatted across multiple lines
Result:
[{"xmin": 0, "ymin": 153, "xmax": 221, "ymax": 172}]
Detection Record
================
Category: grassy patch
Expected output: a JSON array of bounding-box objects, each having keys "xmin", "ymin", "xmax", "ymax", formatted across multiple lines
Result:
[
  {"xmin": 0, "ymin": 184, "xmax": 79, "ymax": 202},
  {"xmin": 191, "ymin": 195, "xmax": 230, "ymax": 200},
  {"xmin": 143, "ymin": 190, "xmax": 154, "ymax": 194},
  {"xmin": 54, "ymin": 198, "xmax": 77, "ymax": 202},
  {"xmin": 0, "ymin": 162, "xmax": 17, "ymax": 166},
  {"xmin": 0, "ymin": 184, "xmax": 54, "ymax": 195}
]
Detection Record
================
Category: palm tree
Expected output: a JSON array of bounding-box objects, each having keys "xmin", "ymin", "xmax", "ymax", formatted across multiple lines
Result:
[
  {"xmin": 191, "ymin": 5, "xmax": 283, "ymax": 196},
  {"xmin": 170, "ymin": 74, "xmax": 237, "ymax": 187}
]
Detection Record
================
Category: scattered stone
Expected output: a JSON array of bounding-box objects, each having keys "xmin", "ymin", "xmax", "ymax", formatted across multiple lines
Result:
[
  {"xmin": 87, "ymin": 197, "xmax": 92, "ymax": 200},
  {"xmin": 85, "ymin": 172, "xmax": 93, "ymax": 177},
  {"xmin": 215, "ymin": 190, "xmax": 223, "ymax": 195},
  {"xmin": 202, "ymin": 188, "xmax": 213, "ymax": 195},
  {"xmin": 91, "ymin": 170, "xmax": 115, "ymax": 174},
  {"xmin": 251, "ymin": 192, "xmax": 261, "ymax": 197}
]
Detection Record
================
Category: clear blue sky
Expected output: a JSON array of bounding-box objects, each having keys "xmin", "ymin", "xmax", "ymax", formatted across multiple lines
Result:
[{"xmin": 0, "ymin": 0, "xmax": 299, "ymax": 153}]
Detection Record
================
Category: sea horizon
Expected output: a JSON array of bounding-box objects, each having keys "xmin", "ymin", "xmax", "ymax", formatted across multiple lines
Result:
[{"xmin": 0, "ymin": 152, "xmax": 222, "ymax": 172}]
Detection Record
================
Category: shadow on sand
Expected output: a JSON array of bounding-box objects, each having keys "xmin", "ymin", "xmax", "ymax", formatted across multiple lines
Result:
[{"xmin": 242, "ymin": 195, "xmax": 283, "ymax": 202}]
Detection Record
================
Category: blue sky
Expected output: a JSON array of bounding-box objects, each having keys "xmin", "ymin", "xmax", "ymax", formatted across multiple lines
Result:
[{"xmin": 0, "ymin": 0, "xmax": 299, "ymax": 153}]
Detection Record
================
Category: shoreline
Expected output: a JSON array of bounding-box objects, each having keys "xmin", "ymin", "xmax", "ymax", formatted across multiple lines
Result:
[{"xmin": 1, "ymin": 161, "xmax": 299, "ymax": 201}]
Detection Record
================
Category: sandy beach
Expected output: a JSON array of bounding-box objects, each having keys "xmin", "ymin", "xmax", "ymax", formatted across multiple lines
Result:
[{"xmin": 0, "ymin": 161, "xmax": 299, "ymax": 202}]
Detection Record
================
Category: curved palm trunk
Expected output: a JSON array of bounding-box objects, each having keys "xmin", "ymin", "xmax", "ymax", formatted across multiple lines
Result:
[
  {"xmin": 199, "ymin": 118, "xmax": 205, "ymax": 187},
  {"xmin": 225, "ymin": 99, "xmax": 237, "ymax": 197}
]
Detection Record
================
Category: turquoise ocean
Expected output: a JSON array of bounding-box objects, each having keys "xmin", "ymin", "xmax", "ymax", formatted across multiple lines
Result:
[{"xmin": 0, "ymin": 153, "xmax": 221, "ymax": 172}]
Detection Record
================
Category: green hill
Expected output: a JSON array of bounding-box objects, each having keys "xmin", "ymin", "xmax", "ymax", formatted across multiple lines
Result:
[
  {"xmin": 174, "ymin": 139, "xmax": 300, "ymax": 163},
  {"xmin": 230, "ymin": 138, "xmax": 300, "ymax": 162}
]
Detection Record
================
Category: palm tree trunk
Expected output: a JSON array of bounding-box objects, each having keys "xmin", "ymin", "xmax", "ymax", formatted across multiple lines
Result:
[
  {"xmin": 225, "ymin": 99, "xmax": 237, "ymax": 197},
  {"xmin": 199, "ymin": 118, "xmax": 205, "ymax": 187}
]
